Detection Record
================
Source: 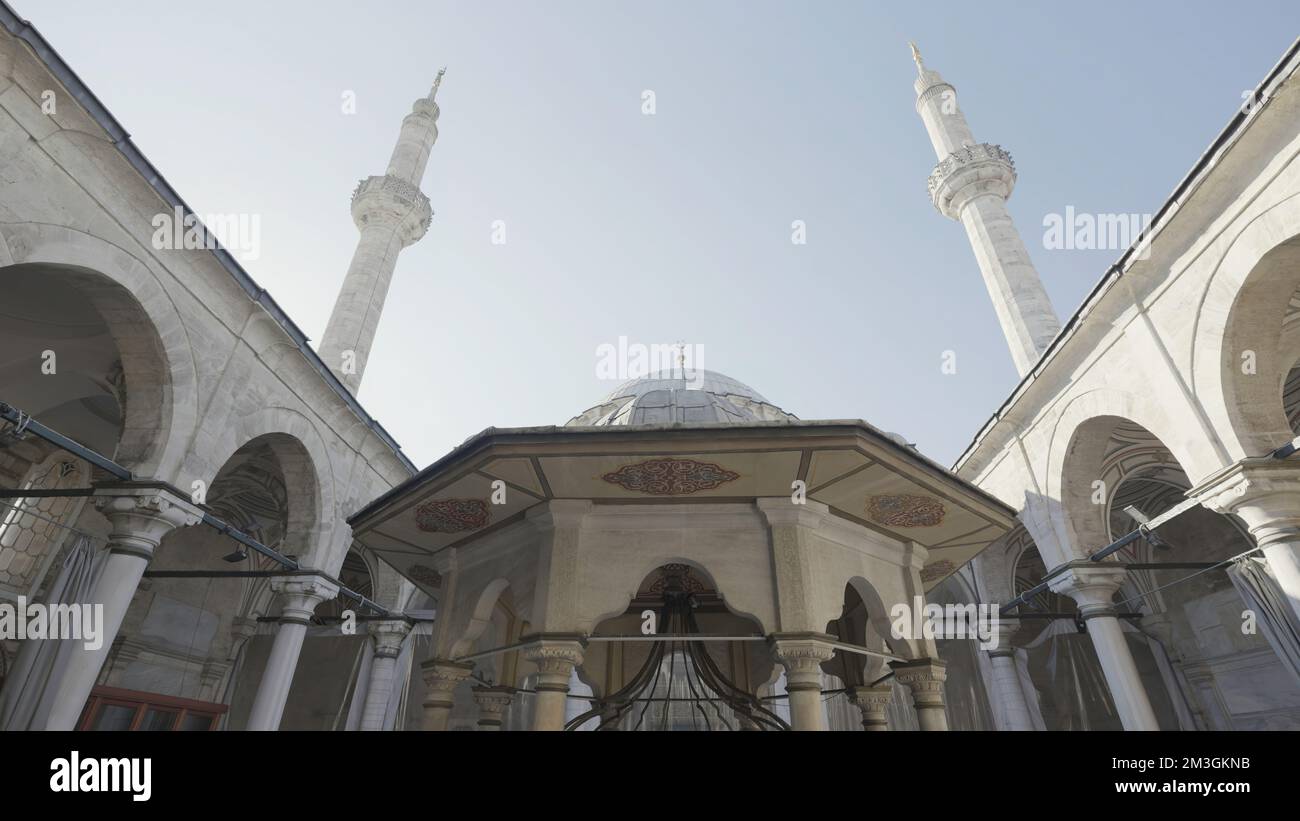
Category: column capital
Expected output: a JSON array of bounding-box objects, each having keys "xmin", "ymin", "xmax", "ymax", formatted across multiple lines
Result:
[
  {"xmin": 471, "ymin": 685, "xmax": 514, "ymax": 727},
  {"xmin": 420, "ymin": 658, "xmax": 475, "ymax": 702},
  {"xmin": 769, "ymin": 633, "xmax": 836, "ymax": 688},
  {"xmin": 368, "ymin": 619, "xmax": 411, "ymax": 658},
  {"xmin": 848, "ymin": 684, "xmax": 893, "ymax": 710},
  {"xmin": 1045, "ymin": 561, "xmax": 1126, "ymax": 616},
  {"xmin": 985, "ymin": 619, "xmax": 1019, "ymax": 658},
  {"xmin": 92, "ymin": 483, "xmax": 203, "ymax": 561},
  {"xmin": 889, "ymin": 658, "xmax": 947, "ymax": 703},
  {"xmin": 268, "ymin": 573, "xmax": 339, "ymax": 624},
  {"xmin": 1191, "ymin": 457, "xmax": 1300, "ymax": 545},
  {"xmin": 521, "ymin": 635, "xmax": 586, "ymax": 687},
  {"xmin": 848, "ymin": 684, "xmax": 893, "ymax": 730}
]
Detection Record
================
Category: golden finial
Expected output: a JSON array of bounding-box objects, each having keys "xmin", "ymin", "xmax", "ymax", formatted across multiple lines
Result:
[{"xmin": 909, "ymin": 42, "xmax": 924, "ymax": 74}]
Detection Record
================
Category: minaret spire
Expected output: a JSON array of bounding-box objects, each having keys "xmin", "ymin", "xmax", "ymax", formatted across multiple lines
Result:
[
  {"xmin": 318, "ymin": 74, "xmax": 444, "ymax": 394},
  {"xmin": 912, "ymin": 44, "xmax": 1060, "ymax": 376}
]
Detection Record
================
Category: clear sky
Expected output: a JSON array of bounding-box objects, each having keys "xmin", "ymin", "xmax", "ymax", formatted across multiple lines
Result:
[{"xmin": 23, "ymin": 0, "xmax": 1300, "ymax": 470}]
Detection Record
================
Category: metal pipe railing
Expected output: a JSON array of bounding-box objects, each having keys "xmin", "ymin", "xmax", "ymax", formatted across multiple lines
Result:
[{"xmin": 1, "ymin": 400, "xmax": 397, "ymax": 619}]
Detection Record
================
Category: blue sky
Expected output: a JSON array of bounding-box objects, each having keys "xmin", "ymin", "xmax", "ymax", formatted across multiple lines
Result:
[{"xmin": 25, "ymin": 0, "xmax": 1300, "ymax": 469}]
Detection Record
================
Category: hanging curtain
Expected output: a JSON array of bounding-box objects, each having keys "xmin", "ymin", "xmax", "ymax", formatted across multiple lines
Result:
[
  {"xmin": 338, "ymin": 638, "xmax": 373, "ymax": 731},
  {"xmin": 1011, "ymin": 647, "xmax": 1047, "ymax": 730},
  {"xmin": 936, "ymin": 637, "xmax": 996, "ymax": 729},
  {"xmin": 0, "ymin": 535, "xmax": 106, "ymax": 730},
  {"xmin": 379, "ymin": 628, "xmax": 417, "ymax": 731},
  {"xmin": 1227, "ymin": 556, "xmax": 1300, "ymax": 687},
  {"xmin": 1018, "ymin": 618, "xmax": 1120, "ymax": 730},
  {"xmin": 885, "ymin": 677, "xmax": 918, "ymax": 730}
]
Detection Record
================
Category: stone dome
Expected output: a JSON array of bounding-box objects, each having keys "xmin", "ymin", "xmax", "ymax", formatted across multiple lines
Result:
[{"xmin": 566, "ymin": 369, "xmax": 799, "ymax": 427}]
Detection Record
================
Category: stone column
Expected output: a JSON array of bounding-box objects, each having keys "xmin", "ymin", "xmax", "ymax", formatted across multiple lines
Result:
[
  {"xmin": 891, "ymin": 659, "xmax": 948, "ymax": 731},
  {"xmin": 419, "ymin": 658, "xmax": 474, "ymax": 731},
  {"xmin": 986, "ymin": 621, "xmax": 1036, "ymax": 730},
  {"xmin": 246, "ymin": 574, "xmax": 338, "ymax": 731},
  {"xmin": 45, "ymin": 486, "xmax": 201, "ymax": 730},
  {"xmin": 1195, "ymin": 458, "xmax": 1300, "ymax": 626},
  {"xmin": 1048, "ymin": 563, "xmax": 1158, "ymax": 731},
  {"xmin": 770, "ymin": 634, "xmax": 836, "ymax": 731},
  {"xmin": 522, "ymin": 637, "xmax": 585, "ymax": 731},
  {"xmin": 472, "ymin": 685, "xmax": 514, "ymax": 731},
  {"xmin": 848, "ymin": 685, "xmax": 892, "ymax": 731},
  {"xmin": 359, "ymin": 619, "xmax": 411, "ymax": 731}
]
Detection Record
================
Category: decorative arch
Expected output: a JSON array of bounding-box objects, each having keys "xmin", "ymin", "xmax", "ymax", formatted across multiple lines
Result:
[
  {"xmin": 1191, "ymin": 192, "xmax": 1300, "ymax": 458},
  {"xmin": 0, "ymin": 222, "xmax": 200, "ymax": 478},
  {"xmin": 845, "ymin": 575, "xmax": 918, "ymax": 660},
  {"xmin": 449, "ymin": 578, "xmax": 511, "ymax": 659},
  {"xmin": 581, "ymin": 554, "xmax": 771, "ymax": 635},
  {"xmin": 200, "ymin": 408, "xmax": 334, "ymax": 566},
  {"xmin": 1044, "ymin": 389, "xmax": 1209, "ymax": 565},
  {"xmin": 973, "ymin": 526, "xmax": 1036, "ymax": 605}
]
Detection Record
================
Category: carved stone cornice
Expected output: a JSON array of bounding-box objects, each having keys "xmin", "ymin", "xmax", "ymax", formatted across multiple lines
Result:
[
  {"xmin": 927, "ymin": 142, "xmax": 1017, "ymax": 219},
  {"xmin": 755, "ymin": 498, "xmax": 830, "ymax": 530},
  {"xmin": 350, "ymin": 174, "xmax": 433, "ymax": 246}
]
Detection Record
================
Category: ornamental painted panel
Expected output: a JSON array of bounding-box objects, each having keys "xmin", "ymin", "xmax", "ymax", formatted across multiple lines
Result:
[
  {"xmin": 867, "ymin": 494, "xmax": 946, "ymax": 528},
  {"xmin": 407, "ymin": 563, "xmax": 443, "ymax": 588},
  {"xmin": 647, "ymin": 564, "xmax": 707, "ymax": 595},
  {"xmin": 920, "ymin": 559, "xmax": 956, "ymax": 583},
  {"xmin": 414, "ymin": 498, "xmax": 490, "ymax": 533},
  {"xmin": 601, "ymin": 458, "xmax": 740, "ymax": 495}
]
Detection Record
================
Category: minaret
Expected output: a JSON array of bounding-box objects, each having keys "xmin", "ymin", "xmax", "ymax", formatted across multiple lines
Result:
[
  {"xmin": 911, "ymin": 44, "xmax": 1060, "ymax": 377},
  {"xmin": 319, "ymin": 70, "xmax": 445, "ymax": 393}
]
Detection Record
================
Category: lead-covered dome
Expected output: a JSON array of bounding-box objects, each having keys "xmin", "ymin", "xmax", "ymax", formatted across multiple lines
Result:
[{"xmin": 566, "ymin": 369, "xmax": 798, "ymax": 427}]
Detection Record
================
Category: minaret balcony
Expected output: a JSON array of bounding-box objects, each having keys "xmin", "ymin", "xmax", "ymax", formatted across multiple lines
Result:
[
  {"xmin": 927, "ymin": 143, "xmax": 1017, "ymax": 219},
  {"xmin": 350, "ymin": 174, "xmax": 434, "ymax": 245}
]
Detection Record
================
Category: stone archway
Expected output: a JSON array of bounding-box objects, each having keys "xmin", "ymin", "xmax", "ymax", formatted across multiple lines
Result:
[
  {"xmin": 1192, "ymin": 196, "xmax": 1300, "ymax": 459},
  {"xmin": 0, "ymin": 223, "xmax": 201, "ymax": 479}
]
